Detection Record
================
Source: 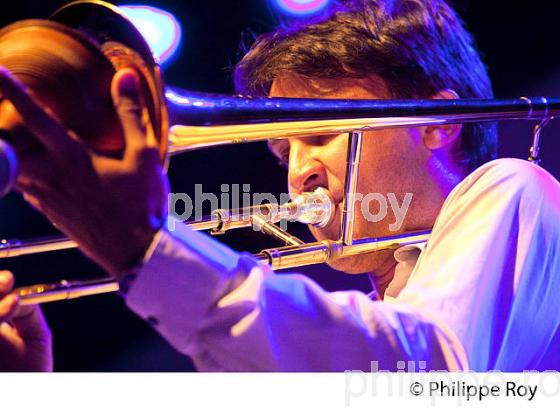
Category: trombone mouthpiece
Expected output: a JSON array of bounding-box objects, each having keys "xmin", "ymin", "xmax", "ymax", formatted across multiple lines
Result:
[
  {"xmin": 290, "ymin": 187, "xmax": 335, "ymax": 228},
  {"xmin": 0, "ymin": 139, "xmax": 18, "ymax": 198},
  {"xmin": 210, "ymin": 187, "xmax": 335, "ymax": 234}
]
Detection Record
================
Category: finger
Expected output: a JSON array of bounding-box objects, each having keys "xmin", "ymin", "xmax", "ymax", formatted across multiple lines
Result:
[
  {"xmin": 10, "ymin": 304, "xmax": 53, "ymax": 371},
  {"xmin": 12, "ymin": 305, "xmax": 51, "ymax": 340},
  {"xmin": 111, "ymin": 68, "xmax": 151, "ymax": 153},
  {"xmin": 0, "ymin": 270, "xmax": 15, "ymax": 295},
  {"xmin": 0, "ymin": 293, "xmax": 18, "ymax": 321},
  {"xmin": 15, "ymin": 185, "xmax": 63, "ymax": 224},
  {"xmin": 0, "ymin": 67, "xmax": 76, "ymax": 157}
]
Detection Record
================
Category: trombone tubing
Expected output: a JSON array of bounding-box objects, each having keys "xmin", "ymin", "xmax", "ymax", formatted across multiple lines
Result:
[
  {"xmin": 8, "ymin": 93, "xmax": 560, "ymax": 305},
  {"xmin": 18, "ymin": 230, "xmax": 431, "ymax": 305},
  {"xmin": 166, "ymin": 90, "xmax": 559, "ymax": 152},
  {"xmin": 341, "ymin": 132, "xmax": 363, "ymax": 246},
  {"xmin": 0, "ymin": 218, "xmax": 219, "ymax": 258}
]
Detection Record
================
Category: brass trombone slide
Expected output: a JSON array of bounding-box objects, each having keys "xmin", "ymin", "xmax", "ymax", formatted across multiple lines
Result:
[
  {"xmin": 6, "ymin": 94, "xmax": 560, "ymax": 305},
  {"xmin": 4, "ymin": 94, "xmax": 557, "ymax": 260},
  {"xmin": 0, "ymin": 1, "xmax": 558, "ymax": 305}
]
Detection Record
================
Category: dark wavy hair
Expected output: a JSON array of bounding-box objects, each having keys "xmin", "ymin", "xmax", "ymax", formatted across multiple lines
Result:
[{"xmin": 234, "ymin": 0, "xmax": 497, "ymax": 172}]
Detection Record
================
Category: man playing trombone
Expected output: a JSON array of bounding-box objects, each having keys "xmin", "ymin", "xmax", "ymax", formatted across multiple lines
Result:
[{"xmin": 1, "ymin": 0, "xmax": 560, "ymax": 371}]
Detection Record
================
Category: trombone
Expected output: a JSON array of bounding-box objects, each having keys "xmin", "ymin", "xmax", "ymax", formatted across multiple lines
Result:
[{"xmin": 0, "ymin": 1, "xmax": 558, "ymax": 305}]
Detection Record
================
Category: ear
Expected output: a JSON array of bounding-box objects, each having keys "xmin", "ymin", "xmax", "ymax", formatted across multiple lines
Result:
[{"xmin": 422, "ymin": 89, "xmax": 463, "ymax": 151}]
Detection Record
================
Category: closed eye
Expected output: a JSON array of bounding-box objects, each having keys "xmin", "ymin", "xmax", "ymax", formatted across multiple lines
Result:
[
  {"xmin": 268, "ymin": 134, "xmax": 339, "ymax": 169},
  {"xmin": 305, "ymin": 134, "xmax": 337, "ymax": 146}
]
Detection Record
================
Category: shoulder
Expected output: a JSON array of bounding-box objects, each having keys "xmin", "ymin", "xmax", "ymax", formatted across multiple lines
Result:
[
  {"xmin": 434, "ymin": 158, "xmax": 560, "ymax": 234},
  {"xmin": 448, "ymin": 158, "xmax": 560, "ymax": 204}
]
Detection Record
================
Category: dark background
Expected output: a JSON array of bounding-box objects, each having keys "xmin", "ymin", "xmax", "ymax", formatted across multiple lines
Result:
[{"xmin": 0, "ymin": 0, "xmax": 559, "ymax": 371}]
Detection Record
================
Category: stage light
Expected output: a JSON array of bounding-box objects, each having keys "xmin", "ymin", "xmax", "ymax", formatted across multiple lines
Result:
[
  {"xmin": 273, "ymin": 0, "xmax": 330, "ymax": 16},
  {"xmin": 120, "ymin": 5, "xmax": 182, "ymax": 65}
]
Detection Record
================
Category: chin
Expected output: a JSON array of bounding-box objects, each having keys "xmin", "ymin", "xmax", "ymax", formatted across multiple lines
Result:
[
  {"xmin": 309, "ymin": 211, "xmax": 398, "ymax": 275},
  {"xmin": 326, "ymin": 249, "xmax": 397, "ymax": 275}
]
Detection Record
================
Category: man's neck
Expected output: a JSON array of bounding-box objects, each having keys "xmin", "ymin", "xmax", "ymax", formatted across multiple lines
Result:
[{"xmin": 369, "ymin": 261, "xmax": 397, "ymax": 300}]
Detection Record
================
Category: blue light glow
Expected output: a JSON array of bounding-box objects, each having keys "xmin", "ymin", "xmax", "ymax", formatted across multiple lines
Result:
[
  {"xmin": 120, "ymin": 5, "xmax": 182, "ymax": 65},
  {"xmin": 273, "ymin": 0, "xmax": 330, "ymax": 16}
]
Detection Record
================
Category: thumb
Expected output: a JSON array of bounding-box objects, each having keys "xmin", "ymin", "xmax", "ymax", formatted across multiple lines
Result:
[
  {"xmin": 111, "ymin": 68, "xmax": 150, "ymax": 153},
  {"xmin": 11, "ymin": 305, "xmax": 53, "ymax": 371},
  {"xmin": 12, "ymin": 304, "xmax": 51, "ymax": 341}
]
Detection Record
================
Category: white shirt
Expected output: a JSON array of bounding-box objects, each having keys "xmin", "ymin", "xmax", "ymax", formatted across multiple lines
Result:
[{"xmin": 125, "ymin": 158, "xmax": 560, "ymax": 371}]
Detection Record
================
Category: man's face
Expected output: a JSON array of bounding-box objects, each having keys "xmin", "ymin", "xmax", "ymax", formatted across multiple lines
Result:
[{"xmin": 269, "ymin": 73, "xmax": 445, "ymax": 275}]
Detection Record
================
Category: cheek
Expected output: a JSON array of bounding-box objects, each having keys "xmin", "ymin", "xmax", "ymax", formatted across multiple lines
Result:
[
  {"xmin": 322, "ymin": 135, "xmax": 351, "ymax": 196},
  {"xmin": 361, "ymin": 130, "xmax": 406, "ymax": 163},
  {"xmin": 358, "ymin": 129, "xmax": 422, "ymax": 187},
  {"xmin": 354, "ymin": 131, "xmax": 393, "ymax": 194}
]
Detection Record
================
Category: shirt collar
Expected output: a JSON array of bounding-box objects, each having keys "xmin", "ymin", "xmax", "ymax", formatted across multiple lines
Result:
[
  {"xmin": 386, "ymin": 243, "xmax": 425, "ymax": 299},
  {"xmin": 393, "ymin": 242, "xmax": 426, "ymax": 263},
  {"xmin": 368, "ymin": 243, "xmax": 425, "ymax": 301}
]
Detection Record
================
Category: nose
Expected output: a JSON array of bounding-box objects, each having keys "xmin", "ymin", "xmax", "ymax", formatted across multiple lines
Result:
[{"xmin": 288, "ymin": 139, "xmax": 328, "ymax": 195}]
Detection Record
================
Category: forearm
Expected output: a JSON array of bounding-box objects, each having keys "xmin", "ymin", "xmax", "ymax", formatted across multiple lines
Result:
[{"xmin": 124, "ymin": 221, "xmax": 464, "ymax": 371}]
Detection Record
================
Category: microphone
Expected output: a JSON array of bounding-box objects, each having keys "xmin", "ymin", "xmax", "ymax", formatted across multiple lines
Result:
[{"xmin": 0, "ymin": 139, "xmax": 18, "ymax": 198}]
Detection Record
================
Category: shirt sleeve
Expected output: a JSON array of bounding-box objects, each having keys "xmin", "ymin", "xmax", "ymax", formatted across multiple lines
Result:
[
  {"xmin": 124, "ymin": 221, "xmax": 463, "ymax": 371},
  {"xmin": 396, "ymin": 158, "xmax": 560, "ymax": 371}
]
